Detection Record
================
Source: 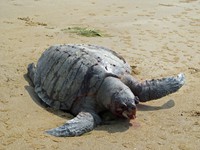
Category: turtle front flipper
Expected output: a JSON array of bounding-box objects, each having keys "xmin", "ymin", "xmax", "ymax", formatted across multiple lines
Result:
[
  {"xmin": 122, "ymin": 73, "xmax": 185, "ymax": 102},
  {"xmin": 138, "ymin": 73, "xmax": 185, "ymax": 102},
  {"xmin": 46, "ymin": 111, "xmax": 101, "ymax": 137}
]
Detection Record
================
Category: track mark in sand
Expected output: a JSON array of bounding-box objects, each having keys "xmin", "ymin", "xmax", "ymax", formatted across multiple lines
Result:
[
  {"xmin": 31, "ymin": 144, "xmax": 46, "ymax": 149},
  {"xmin": 18, "ymin": 17, "xmax": 47, "ymax": 27},
  {"xmin": 188, "ymin": 67, "xmax": 200, "ymax": 74},
  {"xmin": 193, "ymin": 121, "xmax": 200, "ymax": 126},
  {"xmin": 2, "ymin": 133, "xmax": 23, "ymax": 147},
  {"xmin": 3, "ymin": 21, "xmax": 14, "ymax": 24},
  {"xmin": 0, "ymin": 99, "xmax": 8, "ymax": 104},
  {"xmin": 2, "ymin": 117, "xmax": 12, "ymax": 130},
  {"xmin": 122, "ymin": 142, "xmax": 133, "ymax": 148},
  {"xmin": 178, "ymin": 144, "xmax": 191, "ymax": 150},
  {"xmin": 0, "ymin": 131, "xmax": 5, "ymax": 139},
  {"xmin": 72, "ymin": 141, "xmax": 83, "ymax": 147},
  {"xmin": 173, "ymin": 56, "xmax": 180, "ymax": 62},
  {"xmin": 91, "ymin": 1, "xmax": 96, "ymax": 5},
  {"xmin": 189, "ymin": 20, "xmax": 200, "ymax": 26},
  {"xmin": 0, "ymin": 108, "xmax": 9, "ymax": 112},
  {"xmin": 120, "ymin": 35, "xmax": 132, "ymax": 46},
  {"xmin": 117, "ymin": 6, "xmax": 125, "ymax": 9},
  {"xmin": 88, "ymin": 13, "xmax": 96, "ymax": 16},
  {"xmin": 158, "ymin": 134, "xmax": 167, "ymax": 141},
  {"xmin": 191, "ymin": 111, "xmax": 200, "ymax": 117},
  {"xmin": 182, "ymin": 110, "xmax": 200, "ymax": 117},
  {"xmin": 12, "ymin": 3, "xmax": 23, "ymax": 6},
  {"xmin": 159, "ymin": 4, "xmax": 175, "ymax": 7},
  {"xmin": 180, "ymin": 0, "xmax": 198, "ymax": 3}
]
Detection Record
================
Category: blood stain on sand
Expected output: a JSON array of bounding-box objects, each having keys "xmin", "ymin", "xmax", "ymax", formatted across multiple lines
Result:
[{"xmin": 129, "ymin": 120, "xmax": 141, "ymax": 128}]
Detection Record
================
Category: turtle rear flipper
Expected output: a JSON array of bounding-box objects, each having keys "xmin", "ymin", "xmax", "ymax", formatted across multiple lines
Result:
[
  {"xmin": 27, "ymin": 63, "xmax": 36, "ymax": 84},
  {"xmin": 46, "ymin": 111, "xmax": 101, "ymax": 137}
]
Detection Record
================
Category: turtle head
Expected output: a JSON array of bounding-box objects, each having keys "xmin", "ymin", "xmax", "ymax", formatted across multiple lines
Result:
[
  {"xmin": 109, "ymin": 88, "xmax": 137, "ymax": 119},
  {"xmin": 97, "ymin": 77, "xmax": 138, "ymax": 119}
]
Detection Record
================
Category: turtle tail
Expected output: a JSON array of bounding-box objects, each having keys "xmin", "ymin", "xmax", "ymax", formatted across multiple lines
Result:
[
  {"xmin": 27, "ymin": 63, "xmax": 36, "ymax": 84},
  {"xmin": 138, "ymin": 73, "xmax": 185, "ymax": 102}
]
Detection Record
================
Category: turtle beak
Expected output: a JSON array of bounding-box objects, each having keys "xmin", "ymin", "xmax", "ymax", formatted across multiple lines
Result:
[
  {"xmin": 122, "ymin": 111, "xmax": 130, "ymax": 119},
  {"xmin": 122, "ymin": 109, "xmax": 136, "ymax": 119},
  {"xmin": 122, "ymin": 103, "xmax": 136, "ymax": 119},
  {"xmin": 113, "ymin": 101, "xmax": 136, "ymax": 119}
]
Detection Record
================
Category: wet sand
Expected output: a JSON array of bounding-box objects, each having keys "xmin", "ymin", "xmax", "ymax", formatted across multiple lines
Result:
[{"xmin": 0, "ymin": 0, "xmax": 200, "ymax": 149}]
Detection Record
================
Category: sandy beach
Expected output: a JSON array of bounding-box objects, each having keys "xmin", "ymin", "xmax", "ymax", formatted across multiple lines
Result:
[{"xmin": 0, "ymin": 0, "xmax": 200, "ymax": 149}]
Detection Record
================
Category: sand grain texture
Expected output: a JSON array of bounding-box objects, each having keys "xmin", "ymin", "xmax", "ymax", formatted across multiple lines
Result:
[{"xmin": 0, "ymin": 0, "xmax": 200, "ymax": 150}]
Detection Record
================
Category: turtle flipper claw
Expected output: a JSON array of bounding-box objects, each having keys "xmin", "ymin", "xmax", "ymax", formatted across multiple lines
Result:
[{"xmin": 177, "ymin": 73, "xmax": 185, "ymax": 86}]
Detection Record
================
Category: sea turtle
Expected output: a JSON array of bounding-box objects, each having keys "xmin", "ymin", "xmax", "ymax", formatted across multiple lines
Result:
[{"xmin": 27, "ymin": 44, "xmax": 185, "ymax": 137}]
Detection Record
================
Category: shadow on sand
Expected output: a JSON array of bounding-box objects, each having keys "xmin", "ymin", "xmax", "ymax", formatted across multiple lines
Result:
[
  {"xmin": 24, "ymin": 73, "xmax": 175, "ymax": 135},
  {"xmin": 24, "ymin": 74, "xmax": 74, "ymax": 120},
  {"xmin": 137, "ymin": 99, "xmax": 175, "ymax": 111}
]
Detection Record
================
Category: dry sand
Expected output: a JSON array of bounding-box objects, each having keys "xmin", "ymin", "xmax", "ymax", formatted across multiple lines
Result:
[{"xmin": 0, "ymin": 0, "xmax": 200, "ymax": 149}]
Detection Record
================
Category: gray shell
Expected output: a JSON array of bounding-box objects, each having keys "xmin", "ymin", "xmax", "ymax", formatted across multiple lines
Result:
[{"xmin": 33, "ymin": 44, "xmax": 131, "ymax": 111}]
